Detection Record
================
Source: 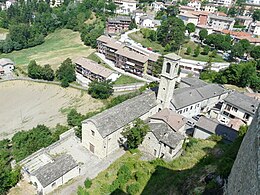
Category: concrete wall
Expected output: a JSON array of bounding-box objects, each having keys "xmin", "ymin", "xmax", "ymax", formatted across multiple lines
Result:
[
  {"xmin": 193, "ymin": 127, "xmax": 211, "ymax": 139},
  {"xmin": 225, "ymin": 106, "xmax": 260, "ymax": 194},
  {"xmin": 173, "ymin": 102, "xmax": 202, "ymax": 119}
]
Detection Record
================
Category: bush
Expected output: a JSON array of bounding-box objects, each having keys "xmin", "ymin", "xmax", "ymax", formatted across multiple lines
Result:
[
  {"xmin": 77, "ymin": 186, "xmax": 89, "ymax": 195},
  {"xmin": 61, "ymin": 78, "xmax": 69, "ymax": 88},
  {"xmin": 194, "ymin": 46, "xmax": 200, "ymax": 57},
  {"xmin": 186, "ymin": 46, "xmax": 192, "ymax": 55},
  {"xmin": 135, "ymin": 171, "xmax": 146, "ymax": 184},
  {"xmin": 84, "ymin": 178, "xmax": 92, "ymax": 189},
  {"xmin": 184, "ymin": 138, "xmax": 199, "ymax": 149},
  {"xmin": 88, "ymin": 80, "xmax": 114, "ymax": 99},
  {"xmin": 205, "ymin": 180, "xmax": 218, "ymax": 190},
  {"xmin": 207, "ymin": 134, "xmax": 222, "ymax": 142},
  {"xmin": 217, "ymin": 157, "xmax": 234, "ymax": 178},
  {"xmin": 202, "ymin": 46, "xmax": 210, "ymax": 55},
  {"xmin": 127, "ymin": 182, "xmax": 141, "ymax": 195}
]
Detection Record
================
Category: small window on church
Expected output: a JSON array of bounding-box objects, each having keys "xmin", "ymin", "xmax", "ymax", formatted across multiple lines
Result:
[
  {"xmin": 91, "ymin": 130, "xmax": 95, "ymax": 136},
  {"xmin": 166, "ymin": 62, "xmax": 171, "ymax": 73}
]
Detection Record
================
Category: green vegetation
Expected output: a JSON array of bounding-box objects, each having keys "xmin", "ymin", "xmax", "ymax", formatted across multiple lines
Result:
[
  {"xmin": 0, "ymin": 140, "xmax": 21, "ymax": 194},
  {"xmin": 122, "ymin": 119, "xmax": 149, "ymax": 149},
  {"xmin": 88, "ymin": 80, "xmax": 114, "ymax": 99},
  {"xmin": 157, "ymin": 16, "xmax": 186, "ymax": 51},
  {"xmin": 0, "ymin": 29, "xmax": 94, "ymax": 70},
  {"xmin": 200, "ymin": 61, "xmax": 260, "ymax": 91},
  {"xmin": 179, "ymin": 41, "xmax": 225, "ymax": 62},
  {"xmin": 79, "ymin": 133, "xmax": 245, "ymax": 195},
  {"xmin": 186, "ymin": 23, "xmax": 196, "ymax": 35},
  {"xmin": 252, "ymin": 10, "xmax": 260, "ymax": 21},
  {"xmin": 28, "ymin": 60, "xmax": 54, "ymax": 81},
  {"xmin": 56, "ymin": 58, "xmax": 76, "ymax": 87},
  {"xmin": 87, "ymin": 52, "xmax": 112, "ymax": 70},
  {"xmin": 128, "ymin": 31, "xmax": 165, "ymax": 53},
  {"xmin": 0, "ymin": 0, "xmax": 116, "ymax": 54},
  {"xmin": 113, "ymin": 75, "xmax": 143, "ymax": 85}
]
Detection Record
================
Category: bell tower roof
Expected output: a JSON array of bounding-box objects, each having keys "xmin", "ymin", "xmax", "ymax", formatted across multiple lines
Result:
[{"xmin": 164, "ymin": 53, "xmax": 181, "ymax": 61}]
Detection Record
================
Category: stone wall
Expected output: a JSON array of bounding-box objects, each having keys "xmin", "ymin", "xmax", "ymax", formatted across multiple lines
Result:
[{"xmin": 225, "ymin": 106, "xmax": 260, "ymax": 195}]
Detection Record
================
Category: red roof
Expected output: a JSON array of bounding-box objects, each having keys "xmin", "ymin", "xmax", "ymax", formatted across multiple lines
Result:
[{"xmin": 221, "ymin": 30, "xmax": 251, "ymax": 37}]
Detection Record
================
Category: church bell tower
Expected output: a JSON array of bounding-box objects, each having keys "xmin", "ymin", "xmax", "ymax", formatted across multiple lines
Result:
[{"xmin": 157, "ymin": 53, "xmax": 181, "ymax": 109}]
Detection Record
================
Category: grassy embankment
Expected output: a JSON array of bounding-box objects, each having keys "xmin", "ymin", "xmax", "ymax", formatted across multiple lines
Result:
[
  {"xmin": 79, "ymin": 137, "xmax": 241, "ymax": 195},
  {"xmin": 0, "ymin": 29, "xmax": 95, "ymax": 70}
]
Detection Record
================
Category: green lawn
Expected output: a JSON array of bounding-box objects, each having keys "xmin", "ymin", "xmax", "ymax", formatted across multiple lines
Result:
[
  {"xmin": 179, "ymin": 41, "xmax": 225, "ymax": 62},
  {"xmin": 87, "ymin": 52, "xmax": 113, "ymax": 70},
  {"xmin": 0, "ymin": 29, "xmax": 94, "ymax": 70},
  {"xmin": 113, "ymin": 75, "xmax": 144, "ymax": 85},
  {"xmin": 128, "ymin": 31, "xmax": 165, "ymax": 53}
]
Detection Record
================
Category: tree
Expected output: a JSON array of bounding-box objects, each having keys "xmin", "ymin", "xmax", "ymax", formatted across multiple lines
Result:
[
  {"xmin": 202, "ymin": 46, "xmax": 210, "ymax": 55},
  {"xmin": 186, "ymin": 23, "xmax": 195, "ymax": 35},
  {"xmin": 252, "ymin": 10, "xmax": 260, "ymax": 21},
  {"xmin": 194, "ymin": 45, "xmax": 200, "ymax": 57},
  {"xmin": 88, "ymin": 80, "xmax": 114, "ymax": 99},
  {"xmin": 28, "ymin": 60, "xmax": 42, "ymax": 79},
  {"xmin": 121, "ymin": 118, "xmax": 149, "ymax": 149},
  {"xmin": 199, "ymin": 29, "xmax": 208, "ymax": 41},
  {"xmin": 56, "ymin": 58, "xmax": 76, "ymax": 87},
  {"xmin": 227, "ymin": 7, "xmax": 237, "ymax": 17},
  {"xmin": 41, "ymin": 64, "xmax": 54, "ymax": 81},
  {"xmin": 129, "ymin": 20, "xmax": 137, "ymax": 30},
  {"xmin": 186, "ymin": 46, "xmax": 192, "ymax": 55},
  {"xmin": 157, "ymin": 16, "xmax": 185, "ymax": 51},
  {"xmin": 231, "ymin": 42, "xmax": 244, "ymax": 58},
  {"xmin": 250, "ymin": 46, "xmax": 260, "ymax": 59},
  {"xmin": 151, "ymin": 56, "xmax": 163, "ymax": 77}
]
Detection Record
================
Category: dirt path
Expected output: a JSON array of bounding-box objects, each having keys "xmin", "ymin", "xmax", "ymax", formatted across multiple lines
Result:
[{"xmin": 0, "ymin": 80, "xmax": 103, "ymax": 140}]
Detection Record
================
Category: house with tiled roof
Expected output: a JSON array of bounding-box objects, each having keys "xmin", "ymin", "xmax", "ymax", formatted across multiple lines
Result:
[{"xmin": 218, "ymin": 92, "xmax": 260, "ymax": 126}]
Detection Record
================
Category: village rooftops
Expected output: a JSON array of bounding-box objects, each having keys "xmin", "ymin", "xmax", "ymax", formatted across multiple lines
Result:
[
  {"xmin": 150, "ymin": 109, "xmax": 187, "ymax": 132},
  {"xmin": 221, "ymin": 29, "xmax": 251, "ymax": 37},
  {"xmin": 179, "ymin": 12, "xmax": 198, "ymax": 18},
  {"xmin": 115, "ymin": 48, "xmax": 149, "ymax": 63},
  {"xmin": 97, "ymin": 35, "xmax": 123, "ymax": 50},
  {"xmin": 83, "ymin": 90, "xmax": 157, "ymax": 138},
  {"xmin": 31, "ymin": 154, "xmax": 78, "ymax": 188},
  {"xmin": 235, "ymin": 15, "xmax": 253, "ymax": 20},
  {"xmin": 209, "ymin": 14, "xmax": 234, "ymax": 22},
  {"xmin": 224, "ymin": 92, "xmax": 259, "ymax": 115},
  {"xmin": 195, "ymin": 117, "xmax": 238, "ymax": 142},
  {"xmin": 235, "ymin": 36, "xmax": 260, "ymax": 44},
  {"xmin": 107, "ymin": 16, "xmax": 132, "ymax": 23},
  {"xmin": 149, "ymin": 123, "xmax": 185, "ymax": 148},
  {"xmin": 181, "ymin": 77, "xmax": 207, "ymax": 87},
  {"xmin": 74, "ymin": 57, "xmax": 114, "ymax": 78},
  {"xmin": 171, "ymin": 84, "xmax": 227, "ymax": 109}
]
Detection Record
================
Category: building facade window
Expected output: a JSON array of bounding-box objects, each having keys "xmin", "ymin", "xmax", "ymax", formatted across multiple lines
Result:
[
  {"xmin": 169, "ymin": 148, "xmax": 173, "ymax": 154},
  {"xmin": 91, "ymin": 130, "xmax": 95, "ymax": 136},
  {"xmin": 166, "ymin": 62, "xmax": 171, "ymax": 73}
]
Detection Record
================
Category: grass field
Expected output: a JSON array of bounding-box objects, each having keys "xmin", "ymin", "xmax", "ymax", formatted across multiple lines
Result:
[
  {"xmin": 81, "ymin": 139, "xmax": 225, "ymax": 195},
  {"xmin": 179, "ymin": 41, "xmax": 225, "ymax": 62},
  {"xmin": 87, "ymin": 52, "xmax": 113, "ymax": 70},
  {"xmin": 128, "ymin": 31, "xmax": 165, "ymax": 53},
  {"xmin": 0, "ymin": 29, "xmax": 94, "ymax": 70},
  {"xmin": 113, "ymin": 75, "xmax": 144, "ymax": 85}
]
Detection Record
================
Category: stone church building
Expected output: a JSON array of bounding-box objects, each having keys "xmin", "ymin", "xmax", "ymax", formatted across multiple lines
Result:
[{"xmin": 82, "ymin": 53, "xmax": 184, "ymax": 159}]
